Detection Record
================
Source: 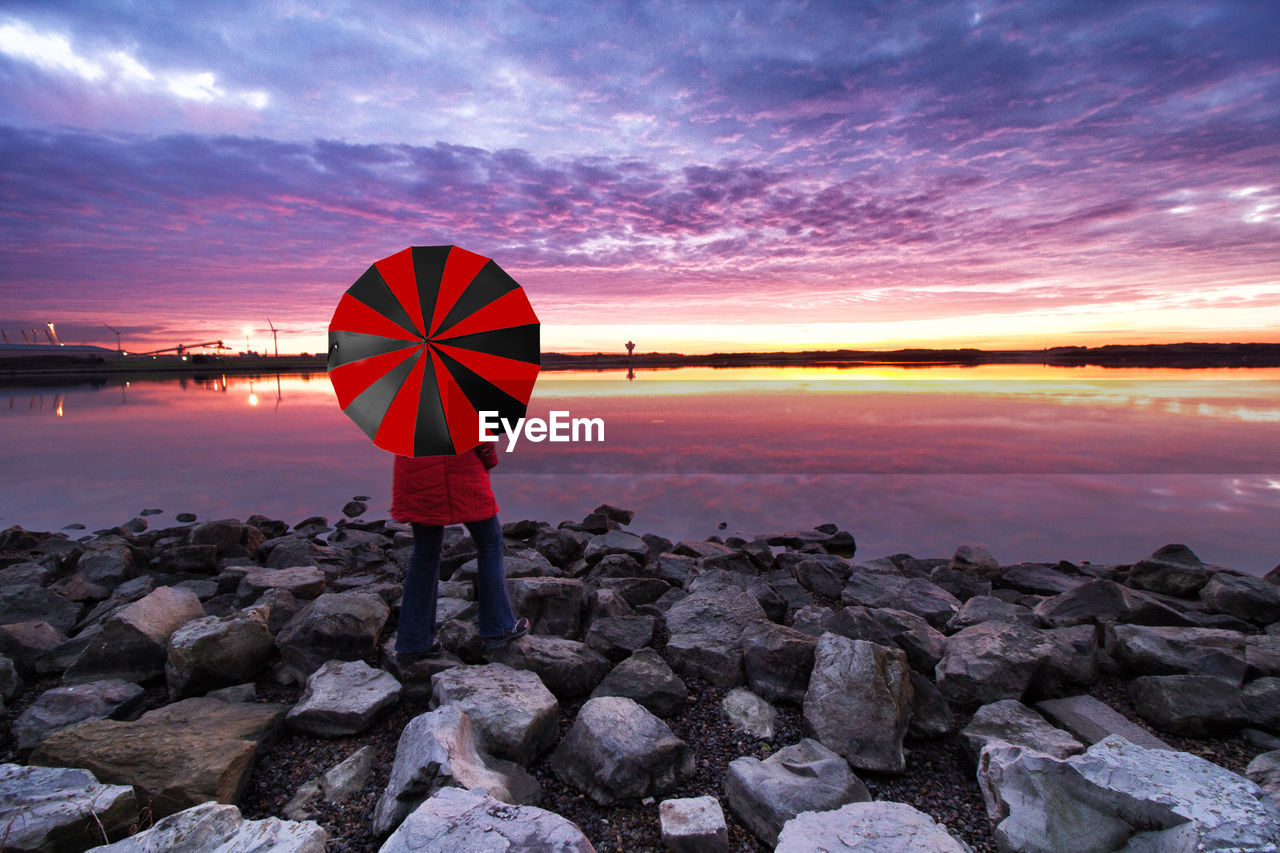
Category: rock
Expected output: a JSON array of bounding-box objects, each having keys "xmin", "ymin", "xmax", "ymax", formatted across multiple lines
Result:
[
  {"xmin": 997, "ymin": 562, "xmax": 1083, "ymax": 596},
  {"xmin": 550, "ymin": 696, "xmax": 694, "ymax": 805},
  {"xmin": 65, "ymin": 585, "xmax": 205, "ymax": 685},
  {"xmin": 1245, "ymin": 750, "xmax": 1280, "ymax": 804},
  {"xmin": 840, "ymin": 573, "xmax": 960, "ymax": 629},
  {"xmin": 982, "ymin": 735, "xmax": 1280, "ymax": 852},
  {"xmin": 687, "ymin": 569, "xmax": 785, "ymax": 622},
  {"xmin": 165, "ymin": 606, "xmax": 275, "ymax": 699},
  {"xmin": 1034, "ymin": 694, "xmax": 1172, "ymax": 750},
  {"xmin": 829, "ymin": 606, "xmax": 944, "ymax": 674},
  {"xmin": 1247, "ymin": 635, "xmax": 1280, "ymax": 678},
  {"xmin": 775, "ymin": 800, "xmax": 970, "ymax": 853},
  {"xmin": 207, "ymin": 682, "xmax": 257, "ymax": 702},
  {"xmin": 949, "ymin": 544, "xmax": 1001, "ymax": 579},
  {"xmin": 934, "ymin": 621, "xmax": 1053, "ymax": 707},
  {"xmin": 804, "ymin": 634, "xmax": 913, "ymax": 772},
  {"xmin": 1110, "ymin": 624, "xmax": 1247, "ymax": 683},
  {"xmin": 742, "ymin": 620, "xmax": 816, "ymax": 705},
  {"xmin": 654, "ymin": 553, "xmax": 697, "ymax": 587},
  {"xmin": 430, "ymin": 663, "xmax": 558, "ymax": 765},
  {"xmin": 1244, "ymin": 677, "xmax": 1280, "ymax": 731},
  {"xmin": 660, "ymin": 795, "xmax": 728, "ymax": 853},
  {"xmin": 960, "ymin": 699, "xmax": 1084, "ymax": 763},
  {"xmin": 236, "ymin": 566, "xmax": 327, "ymax": 606},
  {"xmin": 1032, "ymin": 624, "xmax": 1099, "ymax": 696},
  {"xmin": 724, "ymin": 738, "xmax": 870, "ymax": 848},
  {"xmin": 791, "ymin": 554, "xmax": 852, "ymax": 598},
  {"xmin": 585, "ymin": 614, "xmax": 655, "ymax": 661},
  {"xmin": 663, "ymin": 587, "xmax": 767, "ymax": 686},
  {"xmin": 76, "ymin": 545, "xmax": 138, "ymax": 588},
  {"xmin": 31, "ymin": 697, "xmax": 286, "ymax": 818},
  {"xmin": 487, "ymin": 634, "xmax": 611, "ymax": 700},
  {"xmin": 0, "ymin": 561, "xmax": 55, "ymax": 587},
  {"xmin": 284, "ymin": 744, "xmax": 379, "ymax": 820},
  {"xmin": 1129, "ymin": 674, "xmax": 1248, "ymax": 735},
  {"xmin": 87, "ymin": 801, "xmax": 326, "ymax": 852},
  {"xmin": 590, "ymin": 647, "xmax": 688, "ymax": 716},
  {"xmin": 191, "ymin": 519, "xmax": 264, "ymax": 558},
  {"xmin": 342, "ymin": 500, "xmax": 367, "ymax": 518},
  {"xmin": 287, "ymin": 659, "xmax": 401, "ymax": 736},
  {"xmin": 584, "ymin": 529, "xmax": 650, "ymax": 565},
  {"xmin": 379, "ymin": 786, "xmax": 593, "ymax": 852},
  {"xmin": 1127, "ymin": 543, "xmax": 1209, "ymax": 597},
  {"xmin": 0, "ymin": 621, "xmax": 66, "ymax": 675},
  {"xmin": 721, "ymin": 687, "xmax": 777, "ymax": 739},
  {"xmin": 906, "ymin": 670, "xmax": 955, "ymax": 738},
  {"xmin": 1201, "ymin": 572, "xmax": 1280, "ymax": 625},
  {"xmin": 155, "ymin": 544, "xmax": 218, "ymax": 574},
  {"xmin": 0, "ymin": 763, "xmax": 137, "ymax": 852},
  {"xmin": 0, "ymin": 583, "xmax": 82, "ymax": 634},
  {"xmin": 505, "ymin": 577, "xmax": 583, "ymax": 638},
  {"xmin": 947, "ymin": 595, "xmax": 1037, "ymax": 632},
  {"xmin": 929, "ymin": 565, "xmax": 992, "ymax": 602},
  {"xmin": 1033, "ymin": 578, "xmax": 1130, "ymax": 627},
  {"xmin": 0, "ymin": 655, "xmax": 23, "ymax": 701},
  {"xmin": 275, "ymin": 591, "xmax": 389, "ymax": 682},
  {"xmin": 13, "ymin": 680, "xmax": 146, "ymax": 754},
  {"xmin": 371, "ymin": 705, "xmax": 541, "ymax": 837}
]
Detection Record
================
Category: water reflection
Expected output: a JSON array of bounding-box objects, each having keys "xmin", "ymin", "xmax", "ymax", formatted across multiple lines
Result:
[{"xmin": 0, "ymin": 366, "xmax": 1276, "ymax": 574}]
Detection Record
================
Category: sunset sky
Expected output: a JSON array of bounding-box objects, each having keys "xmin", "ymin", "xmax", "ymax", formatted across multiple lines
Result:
[{"xmin": 2, "ymin": 1, "xmax": 1278, "ymax": 355}]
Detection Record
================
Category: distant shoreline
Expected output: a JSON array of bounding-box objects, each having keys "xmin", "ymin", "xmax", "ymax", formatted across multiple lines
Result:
[{"xmin": 1, "ymin": 341, "xmax": 1278, "ymax": 382}]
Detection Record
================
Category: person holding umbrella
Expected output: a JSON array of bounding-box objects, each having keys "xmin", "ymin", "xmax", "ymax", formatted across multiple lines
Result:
[
  {"xmin": 391, "ymin": 441, "xmax": 528, "ymax": 660},
  {"xmin": 326, "ymin": 245, "xmax": 542, "ymax": 661}
]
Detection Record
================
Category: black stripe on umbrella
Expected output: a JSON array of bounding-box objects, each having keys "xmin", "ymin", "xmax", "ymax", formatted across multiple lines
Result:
[
  {"xmin": 432, "ymin": 324, "xmax": 540, "ymax": 363},
  {"xmin": 328, "ymin": 330, "xmax": 421, "ymax": 367},
  {"xmin": 432, "ymin": 259, "xmax": 522, "ymax": 338},
  {"xmin": 346, "ymin": 264, "xmax": 422, "ymax": 339}
]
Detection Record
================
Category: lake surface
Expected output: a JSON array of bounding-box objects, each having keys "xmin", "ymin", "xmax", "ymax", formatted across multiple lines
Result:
[{"xmin": 3, "ymin": 364, "xmax": 1278, "ymax": 575}]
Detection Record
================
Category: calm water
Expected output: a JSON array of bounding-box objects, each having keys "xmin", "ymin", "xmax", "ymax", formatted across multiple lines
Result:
[{"xmin": 2, "ymin": 365, "xmax": 1278, "ymax": 574}]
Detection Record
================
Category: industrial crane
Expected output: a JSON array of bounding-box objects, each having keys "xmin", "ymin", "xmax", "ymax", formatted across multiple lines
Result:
[{"xmin": 136, "ymin": 340, "xmax": 230, "ymax": 356}]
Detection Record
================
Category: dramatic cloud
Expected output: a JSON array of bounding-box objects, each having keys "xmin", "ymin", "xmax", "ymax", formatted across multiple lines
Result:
[{"xmin": 1, "ymin": 1, "xmax": 1277, "ymax": 351}]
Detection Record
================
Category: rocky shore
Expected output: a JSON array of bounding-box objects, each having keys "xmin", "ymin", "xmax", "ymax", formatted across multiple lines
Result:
[{"xmin": 2, "ymin": 505, "xmax": 1279, "ymax": 851}]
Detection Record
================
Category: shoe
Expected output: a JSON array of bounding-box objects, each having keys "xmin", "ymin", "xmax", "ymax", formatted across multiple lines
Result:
[
  {"xmin": 482, "ymin": 617, "xmax": 530, "ymax": 651},
  {"xmin": 396, "ymin": 641, "xmax": 444, "ymax": 663}
]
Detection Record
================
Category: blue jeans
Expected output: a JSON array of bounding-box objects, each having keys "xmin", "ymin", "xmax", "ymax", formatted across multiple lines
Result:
[{"xmin": 395, "ymin": 515, "xmax": 518, "ymax": 653}]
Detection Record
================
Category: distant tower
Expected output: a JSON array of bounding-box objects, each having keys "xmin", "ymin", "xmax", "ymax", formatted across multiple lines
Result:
[{"xmin": 625, "ymin": 340, "xmax": 635, "ymax": 357}]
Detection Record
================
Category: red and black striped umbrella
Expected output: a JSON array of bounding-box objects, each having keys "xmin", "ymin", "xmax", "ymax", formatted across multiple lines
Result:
[{"xmin": 327, "ymin": 245, "xmax": 540, "ymax": 457}]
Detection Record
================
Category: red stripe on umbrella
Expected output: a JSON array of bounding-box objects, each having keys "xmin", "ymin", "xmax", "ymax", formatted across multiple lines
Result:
[
  {"xmin": 432, "ymin": 287, "xmax": 538, "ymax": 341},
  {"xmin": 329, "ymin": 293, "xmax": 423, "ymax": 342},
  {"xmin": 328, "ymin": 344, "xmax": 421, "ymax": 410},
  {"xmin": 429, "ymin": 246, "xmax": 491, "ymax": 336},
  {"xmin": 374, "ymin": 347, "xmax": 430, "ymax": 456},
  {"xmin": 432, "ymin": 342, "xmax": 540, "ymax": 403},
  {"xmin": 374, "ymin": 248, "xmax": 427, "ymax": 337}
]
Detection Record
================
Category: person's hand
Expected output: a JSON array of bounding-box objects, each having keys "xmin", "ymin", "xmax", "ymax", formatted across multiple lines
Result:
[{"xmin": 476, "ymin": 442, "xmax": 499, "ymax": 469}]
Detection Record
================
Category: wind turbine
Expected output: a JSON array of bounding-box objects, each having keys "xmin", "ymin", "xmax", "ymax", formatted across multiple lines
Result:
[
  {"xmin": 104, "ymin": 324, "xmax": 123, "ymax": 353},
  {"xmin": 267, "ymin": 318, "xmax": 279, "ymax": 357}
]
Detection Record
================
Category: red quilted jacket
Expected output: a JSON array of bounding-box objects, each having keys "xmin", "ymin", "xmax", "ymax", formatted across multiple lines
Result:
[{"xmin": 391, "ymin": 445, "xmax": 499, "ymax": 525}]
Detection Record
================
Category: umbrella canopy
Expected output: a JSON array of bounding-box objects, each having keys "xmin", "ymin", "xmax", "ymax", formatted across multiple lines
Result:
[{"xmin": 328, "ymin": 245, "xmax": 540, "ymax": 457}]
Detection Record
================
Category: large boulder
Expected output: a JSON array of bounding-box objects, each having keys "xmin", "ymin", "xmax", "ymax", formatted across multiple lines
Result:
[
  {"xmin": 1201, "ymin": 572, "xmax": 1280, "ymax": 625},
  {"xmin": 742, "ymin": 620, "xmax": 816, "ymax": 704},
  {"xmin": 1034, "ymin": 694, "xmax": 1171, "ymax": 750},
  {"xmin": 1109, "ymin": 624, "xmax": 1247, "ymax": 683},
  {"xmin": 65, "ymin": 586, "xmax": 205, "ymax": 685},
  {"xmin": 286, "ymin": 659, "xmax": 401, "ymax": 736},
  {"xmin": 949, "ymin": 544, "xmax": 1001, "ymax": 580},
  {"xmin": 235, "ymin": 566, "xmax": 326, "ymax": 606},
  {"xmin": 0, "ymin": 621, "xmax": 67, "ymax": 676},
  {"xmin": 87, "ymin": 801, "xmax": 327, "ymax": 852},
  {"xmin": 585, "ymin": 614, "xmax": 655, "ymax": 662},
  {"xmin": 0, "ymin": 763, "xmax": 137, "ymax": 852},
  {"xmin": 980, "ymin": 735, "xmax": 1280, "ymax": 852},
  {"xmin": 1128, "ymin": 675, "xmax": 1248, "ymax": 735},
  {"xmin": 803, "ymin": 633, "xmax": 913, "ymax": 773},
  {"xmin": 1127, "ymin": 543, "xmax": 1209, "ymax": 597},
  {"xmin": 275, "ymin": 591, "xmax": 389, "ymax": 682},
  {"xmin": 31, "ymin": 698, "xmax": 286, "ymax": 818},
  {"xmin": 997, "ymin": 562, "xmax": 1083, "ymax": 596},
  {"xmin": 75, "ymin": 544, "xmax": 139, "ymax": 589},
  {"xmin": 723, "ymin": 737, "xmax": 869, "ymax": 848},
  {"xmin": 960, "ymin": 699, "xmax": 1084, "ymax": 763},
  {"xmin": 721, "ymin": 687, "xmax": 777, "ymax": 740},
  {"xmin": 165, "ymin": 606, "xmax": 275, "ymax": 699},
  {"xmin": 663, "ymin": 587, "xmax": 768, "ymax": 686},
  {"xmin": 659, "ymin": 795, "xmax": 728, "ymax": 853},
  {"xmin": 947, "ymin": 595, "xmax": 1037, "ymax": 632},
  {"xmin": 791, "ymin": 554, "xmax": 852, "ymax": 598},
  {"xmin": 430, "ymin": 663, "xmax": 559, "ymax": 765},
  {"xmin": 13, "ymin": 679, "xmax": 145, "ymax": 754},
  {"xmin": 829, "ymin": 606, "xmax": 944, "ymax": 674},
  {"xmin": 589, "ymin": 647, "xmax": 688, "ymax": 716},
  {"xmin": 840, "ymin": 572, "xmax": 960, "ymax": 629},
  {"xmin": 379, "ymin": 786, "xmax": 593, "ymax": 853},
  {"xmin": 1033, "ymin": 578, "xmax": 1130, "ymax": 627},
  {"xmin": 934, "ymin": 620, "xmax": 1053, "ymax": 707},
  {"xmin": 775, "ymin": 801, "xmax": 970, "ymax": 853},
  {"xmin": 550, "ymin": 696, "xmax": 694, "ymax": 805},
  {"xmin": 371, "ymin": 705, "xmax": 540, "ymax": 837},
  {"xmin": 487, "ymin": 634, "xmax": 611, "ymax": 700},
  {"xmin": 505, "ymin": 577, "xmax": 584, "ymax": 638}
]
